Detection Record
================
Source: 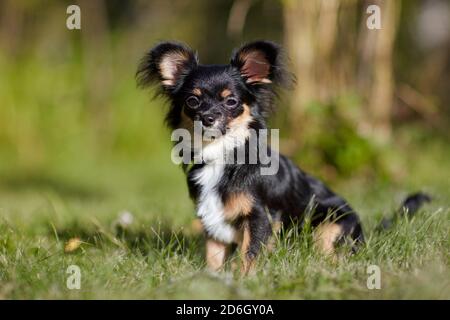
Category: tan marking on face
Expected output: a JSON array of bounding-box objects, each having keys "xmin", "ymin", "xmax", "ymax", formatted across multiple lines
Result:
[
  {"xmin": 240, "ymin": 221, "xmax": 255, "ymax": 275},
  {"xmin": 228, "ymin": 104, "xmax": 252, "ymax": 130},
  {"xmin": 206, "ymin": 238, "xmax": 228, "ymax": 271},
  {"xmin": 313, "ymin": 222, "xmax": 343, "ymax": 255},
  {"xmin": 220, "ymin": 88, "xmax": 232, "ymax": 98},
  {"xmin": 192, "ymin": 88, "xmax": 202, "ymax": 96},
  {"xmin": 159, "ymin": 51, "xmax": 189, "ymax": 86},
  {"xmin": 223, "ymin": 192, "xmax": 254, "ymax": 221}
]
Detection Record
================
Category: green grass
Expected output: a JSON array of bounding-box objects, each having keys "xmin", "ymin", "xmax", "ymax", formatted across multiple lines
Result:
[
  {"xmin": 0, "ymin": 140, "xmax": 449, "ymax": 299},
  {"xmin": 0, "ymin": 53, "xmax": 448, "ymax": 299}
]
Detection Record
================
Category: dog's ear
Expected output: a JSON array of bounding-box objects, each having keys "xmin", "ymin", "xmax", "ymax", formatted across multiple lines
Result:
[
  {"xmin": 230, "ymin": 41, "xmax": 291, "ymax": 86},
  {"xmin": 136, "ymin": 41, "xmax": 198, "ymax": 94}
]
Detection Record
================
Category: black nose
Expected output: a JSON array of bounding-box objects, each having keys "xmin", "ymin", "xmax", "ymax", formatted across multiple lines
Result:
[{"xmin": 201, "ymin": 111, "xmax": 221, "ymax": 127}]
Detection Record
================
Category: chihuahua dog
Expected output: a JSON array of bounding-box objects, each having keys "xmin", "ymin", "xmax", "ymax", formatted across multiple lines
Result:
[{"xmin": 137, "ymin": 40, "xmax": 430, "ymax": 274}]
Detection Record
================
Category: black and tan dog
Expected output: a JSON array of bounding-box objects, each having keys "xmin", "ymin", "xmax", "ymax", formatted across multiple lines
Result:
[{"xmin": 137, "ymin": 40, "xmax": 430, "ymax": 274}]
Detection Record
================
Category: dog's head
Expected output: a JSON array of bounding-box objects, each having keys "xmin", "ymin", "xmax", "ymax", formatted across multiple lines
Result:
[{"xmin": 137, "ymin": 41, "xmax": 292, "ymax": 134}]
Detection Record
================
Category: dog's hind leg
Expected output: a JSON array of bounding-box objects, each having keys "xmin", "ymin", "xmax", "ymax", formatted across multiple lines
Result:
[
  {"xmin": 305, "ymin": 174, "xmax": 364, "ymax": 254},
  {"xmin": 313, "ymin": 199, "xmax": 365, "ymax": 256}
]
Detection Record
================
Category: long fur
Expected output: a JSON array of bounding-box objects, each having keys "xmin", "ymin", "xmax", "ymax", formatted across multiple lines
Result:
[{"xmin": 137, "ymin": 40, "xmax": 431, "ymax": 272}]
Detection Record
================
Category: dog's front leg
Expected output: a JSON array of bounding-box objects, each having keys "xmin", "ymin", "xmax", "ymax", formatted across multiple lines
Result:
[
  {"xmin": 240, "ymin": 204, "xmax": 272, "ymax": 275},
  {"xmin": 206, "ymin": 238, "xmax": 228, "ymax": 271}
]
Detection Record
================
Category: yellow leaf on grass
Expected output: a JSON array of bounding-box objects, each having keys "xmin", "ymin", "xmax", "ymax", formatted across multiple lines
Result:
[{"xmin": 64, "ymin": 237, "xmax": 82, "ymax": 253}]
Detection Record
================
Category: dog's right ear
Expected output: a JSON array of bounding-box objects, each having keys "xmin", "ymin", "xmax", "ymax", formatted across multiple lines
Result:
[{"xmin": 136, "ymin": 41, "xmax": 198, "ymax": 95}]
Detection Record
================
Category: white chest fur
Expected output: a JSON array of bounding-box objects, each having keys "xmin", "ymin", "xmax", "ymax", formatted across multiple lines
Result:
[
  {"xmin": 192, "ymin": 112, "xmax": 251, "ymax": 244},
  {"xmin": 193, "ymin": 162, "xmax": 236, "ymax": 243}
]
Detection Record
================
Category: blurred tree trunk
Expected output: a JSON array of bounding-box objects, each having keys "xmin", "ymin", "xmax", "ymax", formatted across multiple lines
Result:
[
  {"xmin": 283, "ymin": 0, "xmax": 341, "ymax": 149},
  {"xmin": 227, "ymin": 0, "xmax": 253, "ymax": 39},
  {"xmin": 315, "ymin": 0, "xmax": 340, "ymax": 101},
  {"xmin": 283, "ymin": 0, "xmax": 317, "ymax": 125},
  {"xmin": 358, "ymin": 0, "xmax": 401, "ymax": 143},
  {"xmin": 284, "ymin": 0, "xmax": 400, "ymax": 146},
  {"xmin": 0, "ymin": 0, "xmax": 24, "ymax": 56}
]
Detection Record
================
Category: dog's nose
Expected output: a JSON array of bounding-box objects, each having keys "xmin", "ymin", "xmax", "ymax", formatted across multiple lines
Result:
[
  {"xmin": 201, "ymin": 111, "xmax": 221, "ymax": 127},
  {"xmin": 202, "ymin": 115, "xmax": 215, "ymax": 126}
]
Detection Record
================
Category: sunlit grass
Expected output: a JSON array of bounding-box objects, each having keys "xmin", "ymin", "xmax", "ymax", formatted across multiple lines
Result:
[
  {"xmin": 0, "ymin": 149, "xmax": 448, "ymax": 299},
  {"xmin": 0, "ymin": 54, "xmax": 448, "ymax": 299}
]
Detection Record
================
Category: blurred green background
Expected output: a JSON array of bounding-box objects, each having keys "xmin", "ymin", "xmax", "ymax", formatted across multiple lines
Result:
[
  {"xmin": 0, "ymin": 0, "xmax": 449, "ymax": 299},
  {"xmin": 0, "ymin": 0, "xmax": 448, "ymax": 184}
]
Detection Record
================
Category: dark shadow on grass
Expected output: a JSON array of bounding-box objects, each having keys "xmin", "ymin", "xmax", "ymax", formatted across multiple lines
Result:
[
  {"xmin": 48, "ymin": 219, "xmax": 204, "ymax": 257},
  {"xmin": 0, "ymin": 172, "xmax": 106, "ymax": 200}
]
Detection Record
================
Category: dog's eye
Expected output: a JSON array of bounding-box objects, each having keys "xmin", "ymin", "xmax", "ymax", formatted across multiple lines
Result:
[
  {"xmin": 225, "ymin": 97, "xmax": 238, "ymax": 108},
  {"xmin": 186, "ymin": 96, "xmax": 200, "ymax": 109}
]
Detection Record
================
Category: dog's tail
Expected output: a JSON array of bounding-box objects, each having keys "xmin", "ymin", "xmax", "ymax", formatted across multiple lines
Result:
[{"xmin": 376, "ymin": 192, "xmax": 432, "ymax": 231}]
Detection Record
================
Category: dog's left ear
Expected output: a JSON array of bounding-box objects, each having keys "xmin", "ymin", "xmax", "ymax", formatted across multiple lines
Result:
[{"xmin": 230, "ymin": 41, "xmax": 291, "ymax": 86}]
